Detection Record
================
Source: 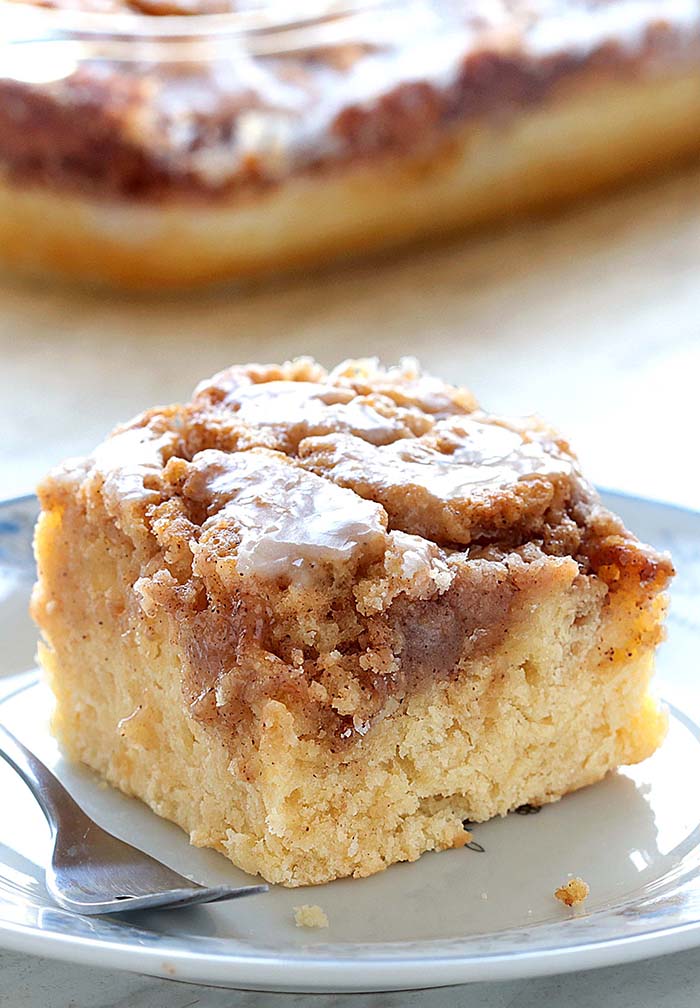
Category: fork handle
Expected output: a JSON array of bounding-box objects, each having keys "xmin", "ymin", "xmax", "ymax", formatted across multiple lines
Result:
[{"xmin": 0, "ymin": 723, "xmax": 90, "ymax": 838}]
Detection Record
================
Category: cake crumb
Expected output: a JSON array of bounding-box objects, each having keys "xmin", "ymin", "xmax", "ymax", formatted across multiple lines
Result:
[
  {"xmin": 294, "ymin": 904, "xmax": 329, "ymax": 929},
  {"xmin": 554, "ymin": 877, "xmax": 590, "ymax": 907}
]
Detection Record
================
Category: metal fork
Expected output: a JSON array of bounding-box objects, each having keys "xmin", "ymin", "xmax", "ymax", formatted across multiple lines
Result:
[{"xmin": 0, "ymin": 724, "xmax": 268, "ymax": 915}]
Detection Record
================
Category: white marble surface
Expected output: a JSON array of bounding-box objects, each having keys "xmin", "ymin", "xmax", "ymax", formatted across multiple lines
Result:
[{"xmin": 1, "ymin": 164, "xmax": 700, "ymax": 1004}]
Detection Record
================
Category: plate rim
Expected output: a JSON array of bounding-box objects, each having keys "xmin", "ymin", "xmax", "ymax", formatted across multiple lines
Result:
[
  {"xmin": 2, "ymin": 866, "xmax": 700, "ymax": 993},
  {"xmin": 1, "ymin": 490, "xmax": 699, "ymax": 992}
]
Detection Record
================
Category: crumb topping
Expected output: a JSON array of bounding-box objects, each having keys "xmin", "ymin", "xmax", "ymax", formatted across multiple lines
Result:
[
  {"xmin": 39, "ymin": 357, "xmax": 674, "ymax": 747},
  {"xmin": 299, "ymin": 414, "xmax": 574, "ymax": 547}
]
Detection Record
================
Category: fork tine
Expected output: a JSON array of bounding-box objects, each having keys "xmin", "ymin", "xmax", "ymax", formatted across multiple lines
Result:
[
  {"xmin": 50, "ymin": 883, "xmax": 269, "ymax": 916},
  {"xmin": 1, "ymin": 725, "xmax": 269, "ymax": 916}
]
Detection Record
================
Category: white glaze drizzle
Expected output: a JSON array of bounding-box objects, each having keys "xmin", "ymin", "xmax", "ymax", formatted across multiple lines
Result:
[{"xmin": 190, "ymin": 448, "xmax": 388, "ymax": 578}]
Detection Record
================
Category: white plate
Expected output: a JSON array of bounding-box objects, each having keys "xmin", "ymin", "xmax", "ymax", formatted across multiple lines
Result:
[{"xmin": 0, "ymin": 491, "xmax": 699, "ymax": 994}]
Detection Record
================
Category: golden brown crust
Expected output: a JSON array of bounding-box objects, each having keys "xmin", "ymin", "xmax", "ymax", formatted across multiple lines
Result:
[{"xmin": 38, "ymin": 357, "xmax": 674, "ymax": 749}]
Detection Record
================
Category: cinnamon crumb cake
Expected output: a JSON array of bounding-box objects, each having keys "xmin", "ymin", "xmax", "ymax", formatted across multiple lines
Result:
[
  {"xmin": 2, "ymin": 1, "xmax": 700, "ymax": 287},
  {"xmin": 32, "ymin": 359, "xmax": 673, "ymax": 886}
]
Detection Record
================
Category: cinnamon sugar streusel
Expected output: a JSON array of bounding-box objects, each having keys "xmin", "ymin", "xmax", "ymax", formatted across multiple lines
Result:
[{"xmin": 32, "ymin": 358, "xmax": 673, "ymax": 885}]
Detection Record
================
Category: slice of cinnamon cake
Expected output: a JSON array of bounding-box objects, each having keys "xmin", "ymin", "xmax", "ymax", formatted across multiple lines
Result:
[{"xmin": 31, "ymin": 359, "xmax": 672, "ymax": 886}]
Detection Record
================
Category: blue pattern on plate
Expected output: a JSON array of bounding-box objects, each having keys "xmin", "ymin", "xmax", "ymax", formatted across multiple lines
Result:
[{"xmin": 0, "ymin": 497, "xmax": 38, "ymax": 576}]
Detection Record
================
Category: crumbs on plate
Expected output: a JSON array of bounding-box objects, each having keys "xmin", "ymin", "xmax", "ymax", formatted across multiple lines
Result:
[
  {"xmin": 294, "ymin": 904, "xmax": 329, "ymax": 929},
  {"xmin": 554, "ymin": 877, "xmax": 590, "ymax": 908}
]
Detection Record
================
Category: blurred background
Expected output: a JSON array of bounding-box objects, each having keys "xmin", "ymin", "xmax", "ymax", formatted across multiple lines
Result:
[{"xmin": 2, "ymin": 165, "xmax": 699, "ymax": 508}]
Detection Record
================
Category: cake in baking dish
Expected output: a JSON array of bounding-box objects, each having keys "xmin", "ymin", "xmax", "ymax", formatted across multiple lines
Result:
[
  {"xmin": 32, "ymin": 358, "xmax": 673, "ymax": 885},
  {"xmin": 2, "ymin": 0, "xmax": 700, "ymax": 287}
]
